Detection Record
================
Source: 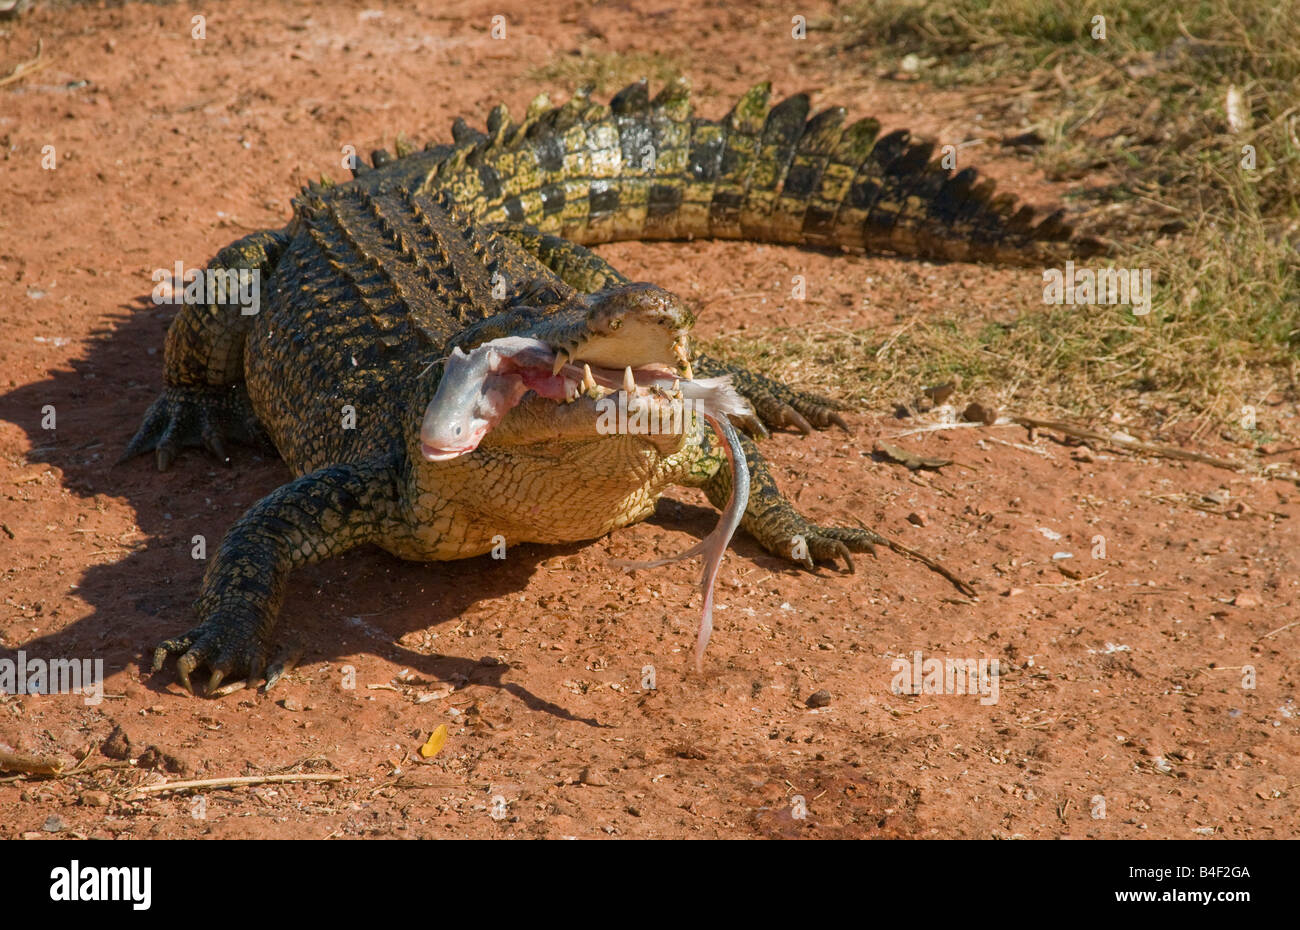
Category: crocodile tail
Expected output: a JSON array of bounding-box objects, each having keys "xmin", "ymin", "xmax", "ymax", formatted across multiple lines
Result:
[{"xmin": 424, "ymin": 79, "xmax": 1105, "ymax": 266}]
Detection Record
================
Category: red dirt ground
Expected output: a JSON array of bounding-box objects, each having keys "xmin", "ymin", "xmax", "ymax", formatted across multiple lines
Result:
[{"xmin": 1, "ymin": 0, "xmax": 1297, "ymax": 839}]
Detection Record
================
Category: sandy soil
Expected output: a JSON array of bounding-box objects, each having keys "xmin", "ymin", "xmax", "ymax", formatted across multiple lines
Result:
[{"xmin": 1, "ymin": 0, "xmax": 1296, "ymax": 839}]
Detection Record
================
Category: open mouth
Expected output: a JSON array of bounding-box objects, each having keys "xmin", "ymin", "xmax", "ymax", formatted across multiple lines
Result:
[{"xmin": 418, "ymin": 335, "xmax": 702, "ymax": 461}]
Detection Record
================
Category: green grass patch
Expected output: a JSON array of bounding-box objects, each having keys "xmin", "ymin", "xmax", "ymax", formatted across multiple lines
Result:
[{"xmin": 752, "ymin": 0, "xmax": 1300, "ymax": 433}]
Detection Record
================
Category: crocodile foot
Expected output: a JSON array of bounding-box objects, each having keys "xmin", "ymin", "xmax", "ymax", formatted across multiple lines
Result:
[
  {"xmin": 779, "ymin": 522, "xmax": 882, "ymax": 572},
  {"xmin": 692, "ymin": 353, "xmax": 849, "ymax": 438},
  {"xmin": 152, "ymin": 609, "xmax": 291, "ymax": 696},
  {"xmin": 122, "ymin": 385, "xmax": 270, "ymax": 471},
  {"xmin": 772, "ymin": 516, "xmax": 977, "ymax": 596},
  {"xmin": 750, "ymin": 386, "xmax": 849, "ymax": 437}
]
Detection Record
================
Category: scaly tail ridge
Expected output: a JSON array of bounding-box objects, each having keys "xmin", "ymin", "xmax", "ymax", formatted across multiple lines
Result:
[{"xmin": 414, "ymin": 79, "xmax": 1103, "ymax": 266}]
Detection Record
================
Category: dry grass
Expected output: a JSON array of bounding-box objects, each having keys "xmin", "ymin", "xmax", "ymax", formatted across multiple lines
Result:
[
  {"xmin": 526, "ymin": 4, "xmax": 1298, "ymax": 440},
  {"xmin": 730, "ymin": 0, "xmax": 1300, "ymax": 438}
]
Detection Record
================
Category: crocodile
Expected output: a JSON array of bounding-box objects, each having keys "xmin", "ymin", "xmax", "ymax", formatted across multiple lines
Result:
[{"xmin": 124, "ymin": 79, "xmax": 1100, "ymax": 695}]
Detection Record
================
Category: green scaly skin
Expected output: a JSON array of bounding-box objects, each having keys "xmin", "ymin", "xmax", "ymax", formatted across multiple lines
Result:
[{"xmin": 124, "ymin": 79, "xmax": 1099, "ymax": 694}]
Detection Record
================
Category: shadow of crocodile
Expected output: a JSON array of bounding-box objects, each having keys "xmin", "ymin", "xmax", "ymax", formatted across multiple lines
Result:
[
  {"xmin": 1, "ymin": 294, "xmax": 800, "ymax": 726},
  {"xmin": 3, "ymin": 296, "xmax": 779, "ymax": 727}
]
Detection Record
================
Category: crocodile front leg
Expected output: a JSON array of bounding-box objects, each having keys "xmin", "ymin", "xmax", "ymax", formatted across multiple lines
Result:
[
  {"xmin": 153, "ymin": 460, "xmax": 398, "ymax": 694},
  {"xmin": 692, "ymin": 431, "xmax": 974, "ymax": 595},
  {"xmin": 695, "ymin": 430, "xmax": 883, "ymax": 571}
]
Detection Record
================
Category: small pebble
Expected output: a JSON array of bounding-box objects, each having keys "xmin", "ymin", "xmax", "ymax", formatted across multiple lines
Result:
[
  {"xmin": 579, "ymin": 767, "xmax": 609, "ymax": 787},
  {"xmin": 81, "ymin": 790, "xmax": 111, "ymax": 808},
  {"xmin": 806, "ymin": 689, "xmax": 832, "ymax": 709},
  {"xmin": 962, "ymin": 401, "xmax": 998, "ymax": 425}
]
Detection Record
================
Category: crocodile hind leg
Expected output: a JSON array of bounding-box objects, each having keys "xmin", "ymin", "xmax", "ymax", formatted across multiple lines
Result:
[
  {"xmin": 123, "ymin": 228, "xmax": 289, "ymax": 470},
  {"xmin": 693, "ymin": 430, "xmax": 882, "ymax": 571},
  {"xmin": 152, "ymin": 460, "xmax": 397, "ymax": 694}
]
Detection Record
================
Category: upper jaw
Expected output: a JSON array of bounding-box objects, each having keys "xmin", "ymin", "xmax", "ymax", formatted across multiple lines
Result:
[
  {"xmin": 451, "ymin": 282, "xmax": 697, "ymax": 379},
  {"xmin": 418, "ymin": 283, "xmax": 699, "ymax": 460},
  {"xmin": 545, "ymin": 283, "xmax": 696, "ymax": 379},
  {"xmin": 492, "ymin": 342, "xmax": 694, "ymax": 433},
  {"xmin": 551, "ymin": 327, "xmax": 694, "ymax": 382}
]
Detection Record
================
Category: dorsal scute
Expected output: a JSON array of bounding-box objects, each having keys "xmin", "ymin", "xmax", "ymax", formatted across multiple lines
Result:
[
  {"xmin": 610, "ymin": 79, "xmax": 650, "ymax": 115},
  {"xmin": 651, "ymin": 76, "xmax": 692, "ymax": 120},
  {"xmin": 727, "ymin": 82, "xmax": 771, "ymax": 135},
  {"xmin": 451, "ymin": 117, "xmax": 487, "ymax": 146},
  {"xmin": 763, "ymin": 94, "xmax": 811, "ymax": 146},
  {"xmin": 799, "ymin": 107, "xmax": 848, "ymax": 155},
  {"xmin": 486, "ymin": 103, "xmax": 512, "ymax": 134}
]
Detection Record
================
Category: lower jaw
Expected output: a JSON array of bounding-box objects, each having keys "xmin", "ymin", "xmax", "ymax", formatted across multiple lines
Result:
[
  {"xmin": 481, "ymin": 425, "xmax": 695, "ymax": 459},
  {"xmin": 482, "ymin": 392, "xmax": 695, "ymax": 446}
]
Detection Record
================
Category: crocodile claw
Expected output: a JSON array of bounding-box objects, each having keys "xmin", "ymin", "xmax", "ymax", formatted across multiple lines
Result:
[
  {"xmin": 153, "ymin": 608, "xmax": 273, "ymax": 697},
  {"xmin": 783, "ymin": 524, "xmax": 882, "ymax": 573},
  {"xmin": 760, "ymin": 392, "xmax": 850, "ymax": 436},
  {"xmin": 692, "ymin": 353, "xmax": 851, "ymax": 437}
]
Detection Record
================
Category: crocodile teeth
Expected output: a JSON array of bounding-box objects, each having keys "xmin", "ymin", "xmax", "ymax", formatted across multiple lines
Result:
[
  {"xmin": 622, "ymin": 366, "xmax": 641, "ymax": 413},
  {"xmin": 582, "ymin": 363, "xmax": 597, "ymax": 393},
  {"xmin": 672, "ymin": 378, "xmax": 682, "ymax": 398},
  {"xmin": 552, "ymin": 350, "xmax": 569, "ymax": 376}
]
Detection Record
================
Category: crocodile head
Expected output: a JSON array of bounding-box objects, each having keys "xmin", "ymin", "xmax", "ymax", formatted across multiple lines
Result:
[{"xmin": 418, "ymin": 283, "xmax": 718, "ymax": 460}]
